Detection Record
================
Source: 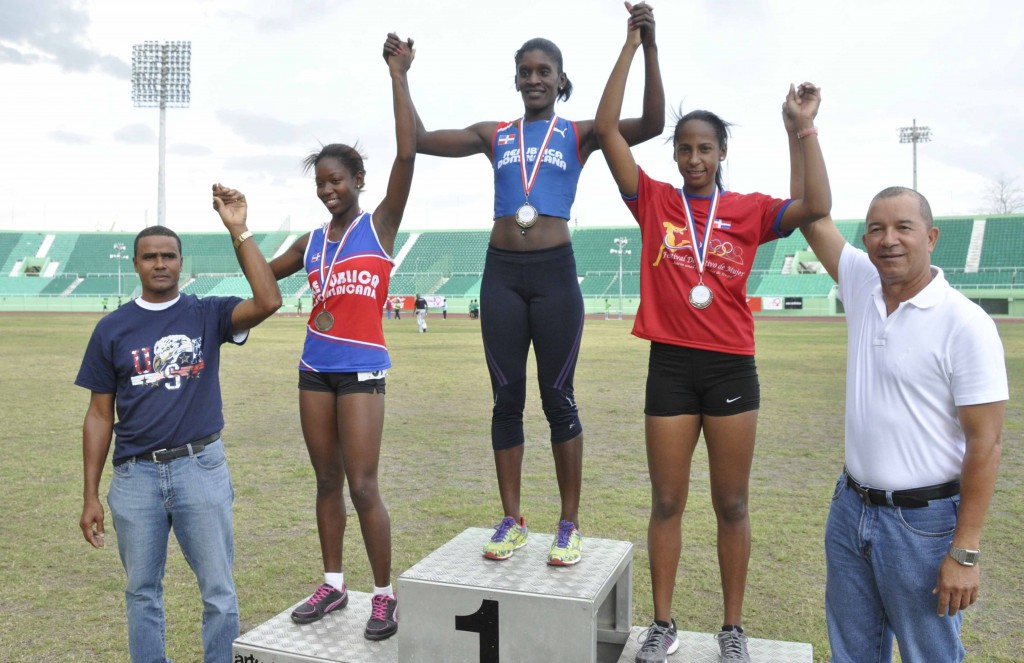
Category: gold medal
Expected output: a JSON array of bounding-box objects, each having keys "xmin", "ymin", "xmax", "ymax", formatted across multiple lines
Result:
[
  {"xmin": 513, "ymin": 115, "xmax": 559, "ymax": 233},
  {"xmin": 314, "ymin": 310, "xmax": 334, "ymax": 331},
  {"xmin": 515, "ymin": 203, "xmax": 538, "ymax": 229},
  {"xmin": 689, "ymin": 284, "xmax": 713, "ymax": 309}
]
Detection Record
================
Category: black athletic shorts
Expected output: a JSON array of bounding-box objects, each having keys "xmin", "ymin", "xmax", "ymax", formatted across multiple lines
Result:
[
  {"xmin": 298, "ymin": 369, "xmax": 386, "ymax": 395},
  {"xmin": 645, "ymin": 342, "xmax": 759, "ymax": 417}
]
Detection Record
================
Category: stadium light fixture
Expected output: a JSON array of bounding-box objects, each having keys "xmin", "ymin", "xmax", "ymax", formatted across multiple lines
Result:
[
  {"xmin": 132, "ymin": 41, "xmax": 191, "ymax": 227},
  {"xmin": 110, "ymin": 242, "xmax": 130, "ymax": 300},
  {"xmin": 610, "ymin": 237, "xmax": 631, "ymax": 320},
  {"xmin": 898, "ymin": 118, "xmax": 932, "ymax": 191}
]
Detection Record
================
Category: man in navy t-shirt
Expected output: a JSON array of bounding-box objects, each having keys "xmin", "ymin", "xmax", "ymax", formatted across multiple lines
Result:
[{"xmin": 76, "ymin": 185, "xmax": 281, "ymax": 663}]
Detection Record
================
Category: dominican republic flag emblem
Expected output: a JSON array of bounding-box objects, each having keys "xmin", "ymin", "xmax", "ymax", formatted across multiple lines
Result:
[
  {"xmin": 498, "ymin": 134, "xmax": 516, "ymax": 145},
  {"xmin": 713, "ymin": 219, "xmax": 731, "ymax": 230},
  {"xmin": 311, "ymin": 252, "xmax": 321, "ymax": 263}
]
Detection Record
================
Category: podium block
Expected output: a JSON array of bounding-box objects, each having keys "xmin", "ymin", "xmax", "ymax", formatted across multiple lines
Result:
[
  {"xmin": 233, "ymin": 590, "xmax": 397, "ymax": 662},
  {"xmin": 616, "ymin": 627, "xmax": 813, "ymax": 663},
  {"xmin": 396, "ymin": 527, "xmax": 633, "ymax": 663}
]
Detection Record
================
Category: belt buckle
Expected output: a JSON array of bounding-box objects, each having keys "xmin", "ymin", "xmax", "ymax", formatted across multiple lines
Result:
[
  {"xmin": 150, "ymin": 449, "xmax": 168, "ymax": 463},
  {"xmin": 853, "ymin": 483, "xmax": 872, "ymax": 505}
]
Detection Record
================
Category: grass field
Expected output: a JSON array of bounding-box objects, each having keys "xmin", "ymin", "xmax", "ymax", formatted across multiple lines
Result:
[{"xmin": 0, "ymin": 313, "xmax": 1020, "ymax": 662}]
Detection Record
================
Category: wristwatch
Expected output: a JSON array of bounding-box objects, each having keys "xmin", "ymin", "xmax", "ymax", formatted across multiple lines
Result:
[
  {"xmin": 233, "ymin": 230, "xmax": 253, "ymax": 250},
  {"xmin": 948, "ymin": 544, "xmax": 981, "ymax": 567}
]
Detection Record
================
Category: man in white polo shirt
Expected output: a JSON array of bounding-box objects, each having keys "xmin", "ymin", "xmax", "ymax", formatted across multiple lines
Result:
[{"xmin": 800, "ymin": 187, "xmax": 1007, "ymax": 663}]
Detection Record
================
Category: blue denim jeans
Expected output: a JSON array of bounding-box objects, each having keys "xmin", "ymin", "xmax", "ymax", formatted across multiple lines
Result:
[
  {"xmin": 825, "ymin": 472, "xmax": 964, "ymax": 663},
  {"xmin": 108, "ymin": 439, "xmax": 238, "ymax": 663}
]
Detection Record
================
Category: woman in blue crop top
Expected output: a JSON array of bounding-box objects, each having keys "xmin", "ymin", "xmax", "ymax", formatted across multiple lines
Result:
[{"xmin": 384, "ymin": 3, "xmax": 663, "ymax": 567}]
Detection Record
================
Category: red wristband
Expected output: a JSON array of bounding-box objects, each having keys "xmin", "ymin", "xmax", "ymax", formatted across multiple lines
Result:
[{"xmin": 797, "ymin": 127, "xmax": 818, "ymax": 140}]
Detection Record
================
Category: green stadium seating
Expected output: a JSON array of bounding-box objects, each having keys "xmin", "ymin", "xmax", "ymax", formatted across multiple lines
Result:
[
  {"xmin": 398, "ymin": 231, "xmax": 490, "ymax": 274},
  {"xmin": 434, "ymin": 274, "xmax": 482, "ymax": 296},
  {"xmin": 279, "ymin": 274, "xmax": 310, "ymax": 297},
  {"xmin": 0, "ymin": 233, "xmax": 23, "ymax": 272},
  {"xmin": 39, "ymin": 275, "xmax": 78, "ymax": 295},
  {"xmin": 979, "ymin": 217, "xmax": 1024, "ymax": 269},
  {"xmin": 579, "ymin": 273, "xmax": 618, "ymax": 296},
  {"xmin": 750, "ymin": 273, "xmax": 835, "ymax": 297},
  {"xmin": 0, "ymin": 218, "xmax": 1019, "ymax": 303},
  {"xmin": 0, "ymin": 275, "xmax": 51, "ymax": 295},
  {"xmin": 181, "ymin": 276, "xmax": 224, "ymax": 296},
  {"xmin": 70, "ymin": 274, "xmax": 141, "ymax": 296},
  {"xmin": 929, "ymin": 218, "xmax": 973, "ymax": 271},
  {"xmin": 2, "ymin": 232, "xmax": 46, "ymax": 275},
  {"xmin": 570, "ymin": 227, "xmax": 642, "ymax": 273},
  {"xmin": 62, "ymin": 233, "xmax": 136, "ymax": 275}
]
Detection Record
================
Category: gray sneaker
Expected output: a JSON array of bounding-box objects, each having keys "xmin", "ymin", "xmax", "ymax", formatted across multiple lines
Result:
[
  {"xmin": 716, "ymin": 629, "xmax": 751, "ymax": 662},
  {"xmin": 635, "ymin": 620, "xmax": 679, "ymax": 662}
]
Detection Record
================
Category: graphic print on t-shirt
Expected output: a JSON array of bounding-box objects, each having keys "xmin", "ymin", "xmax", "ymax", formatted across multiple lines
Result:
[
  {"xmin": 653, "ymin": 220, "xmax": 747, "ymax": 273},
  {"xmin": 653, "ymin": 220, "xmax": 692, "ymax": 267},
  {"xmin": 129, "ymin": 334, "xmax": 206, "ymax": 390}
]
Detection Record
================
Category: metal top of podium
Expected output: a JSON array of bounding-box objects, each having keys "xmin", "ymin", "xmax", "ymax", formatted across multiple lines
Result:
[
  {"xmin": 617, "ymin": 627, "xmax": 813, "ymax": 663},
  {"xmin": 400, "ymin": 527, "xmax": 633, "ymax": 601},
  {"xmin": 235, "ymin": 591, "xmax": 396, "ymax": 662}
]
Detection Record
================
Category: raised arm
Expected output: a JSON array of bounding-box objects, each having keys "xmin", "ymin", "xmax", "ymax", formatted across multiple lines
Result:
[
  {"xmin": 934, "ymin": 400, "xmax": 1004, "ymax": 617},
  {"xmin": 374, "ymin": 35, "xmax": 417, "ymax": 248},
  {"xmin": 80, "ymin": 391, "xmax": 114, "ymax": 549},
  {"xmin": 786, "ymin": 97, "xmax": 843, "ymax": 281},
  {"xmin": 212, "ymin": 184, "xmax": 283, "ymax": 330},
  {"xmin": 777, "ymin": 82, "xmax": 831, "ymax": 232},
  {"xmin": 383, "ymin": 34, "xmax": 496, "ymax": 160},
  {"xmin": 581, "ymin": 2, "xmax": 664, "ymax": 160},
  {"xmin": 594, "ymin": 4, "xmax": 652, "ymax": 196}
]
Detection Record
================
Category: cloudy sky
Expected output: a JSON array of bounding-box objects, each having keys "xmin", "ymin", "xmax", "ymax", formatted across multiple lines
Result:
[{"xmin": 1, "ymin": 0, "xmax": 1021, "ymax": 235}]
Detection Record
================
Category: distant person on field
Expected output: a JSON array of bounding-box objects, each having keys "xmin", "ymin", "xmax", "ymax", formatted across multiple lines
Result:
[
  {"xmin": 77, "ymin": 186, "xmax": 282, "ymax": 663},
  {"xmin": 594, "ymin": 5, "xmax": 831, "ymax": 660},
  {"xmin": 393, "ymin": 295, "xmax": 402, "ymax": 320},
  {"xmin": 385, "ymin": 296, "xmax": 393, "ymax": 320},
  {"xmin": 263, "ymin": 37, "xmax": 416, "ymax": 641},
  {"xmin": 441, "ymin": 296, "xmax": 447, "ymax": 320},
  {"xmin": 414, "ymin": 293, "xmax": 428, "ymax": 332},
  {"xmin": 800, "ymin": 188, "xmax": 1007, "ymax": 662}
]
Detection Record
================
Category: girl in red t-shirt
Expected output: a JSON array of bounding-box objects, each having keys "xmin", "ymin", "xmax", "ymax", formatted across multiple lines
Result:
[{"xmin": 594, "ymin": 6, "xmax": 831, "ymax": 661}]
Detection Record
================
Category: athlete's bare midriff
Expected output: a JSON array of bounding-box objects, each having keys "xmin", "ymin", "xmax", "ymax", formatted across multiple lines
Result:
[{"xmin": 490, "ymin": 215, "xmax": 572, "ymax": 251}]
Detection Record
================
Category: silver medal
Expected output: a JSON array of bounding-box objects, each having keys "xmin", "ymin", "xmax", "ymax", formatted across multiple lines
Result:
[{"xmin": 689, "ymin": 284, "xmax": 713, "ymax": 309}]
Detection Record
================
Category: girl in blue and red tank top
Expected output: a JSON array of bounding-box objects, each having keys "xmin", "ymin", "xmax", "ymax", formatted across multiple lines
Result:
[{"xmin": 266, "ymin": 38, "xmax": 415, "ymax": 641}]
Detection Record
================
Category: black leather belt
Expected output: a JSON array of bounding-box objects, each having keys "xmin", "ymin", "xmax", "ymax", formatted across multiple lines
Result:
[
  {"xmin": 846, "ymin": 472, "xmax": 960, "ymax": 509},
  {"xmin": 117, "ymin": 431, "xmax": 222, "ymax": 467}
]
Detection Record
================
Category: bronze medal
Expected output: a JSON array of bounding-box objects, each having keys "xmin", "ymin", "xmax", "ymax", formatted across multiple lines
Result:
[{"xmin": 314, "ymin": 310, "xmax": 334, "ymax": 331}]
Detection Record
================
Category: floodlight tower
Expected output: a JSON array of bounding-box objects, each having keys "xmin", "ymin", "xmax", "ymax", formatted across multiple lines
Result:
[
  {"xmin": 899, "ymin": 118, "xmax": 932, "ymax": 191},
  {"xmin": 610, "ymin": 237, "xmax": 631, "ymax": 320},
  {"xmin": 131, "ymin": 41, "xmax": 191, "ymax": 226},
  {"xmin": 110, "ymin": 242, "xmax": 129, "ymax": 299}
]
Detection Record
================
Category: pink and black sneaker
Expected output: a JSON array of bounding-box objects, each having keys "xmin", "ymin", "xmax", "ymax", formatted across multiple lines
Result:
[
  {"xmin": 364, "ymin": 594, "xmax": 398, "ymax": 640},
  {"xmin": 290, "ymin": 583, "xmax": 348, "ymax": 624}
]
